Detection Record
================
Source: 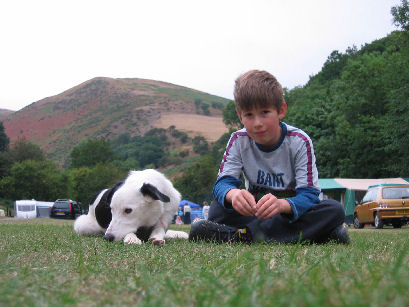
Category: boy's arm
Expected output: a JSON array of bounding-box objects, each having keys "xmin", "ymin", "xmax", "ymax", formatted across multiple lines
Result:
[
  {"xmin": 214, "ymin": 176, "xmax": 258, "ymax": 216},
  {"xmin": 286, "ymin": 128, "xmax": 321, "ymax": 221},
  {"xmin": 285, "ymin": 187, "xmax": 320, "ymax": 221},
  {"xmin": 212, "ymin": 175, "xmax": 242, "ymax": 209}
]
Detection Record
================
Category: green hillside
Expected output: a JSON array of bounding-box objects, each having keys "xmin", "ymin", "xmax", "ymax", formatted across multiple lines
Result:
[{"xmin": 285, "ymin": 29, "xmax": 409, "ymax": 178}]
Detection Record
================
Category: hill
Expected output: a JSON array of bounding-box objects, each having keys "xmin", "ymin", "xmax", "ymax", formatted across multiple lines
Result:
[
  {"xmin": 0, "ymin": 109, "xmax": 14, "ymax": 121},
  {"xmin": 2, "ymin": 77, "xmax": 231, "ymax": 166}
]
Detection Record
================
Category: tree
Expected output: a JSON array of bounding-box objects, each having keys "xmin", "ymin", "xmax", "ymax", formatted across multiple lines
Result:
[
  {"xmin": 0, "ymin": 153, "xmax": 12, "ymax": 179},
  {"xmin": 0, "ymin": 160, "xmax": 68, "ymax": 200},
  {"xmin": 68, "ymin": 163, "xmax": 124, "ymax": 206},
  {"xmin": 192, "ymin": 136, "xmax": 209, "ymax": 154},
  {"xmin": 284, "ymin": 26, "xmax": 408, "ymax": 178},
  {"xmin": 174, "ymin": 155, "xmax": 217, "ymax": 203},
  {"xmin": 308, "ymin": 50, "xmax": 351, "ymax": 85},
  {"xmin": 7, "ymin": 138, "xmax": 45, "ymax": 163},
  {"xmin": 70, "ymin": 138, "xmax": 115, "ymax": 168},
  {"xmin": 391, "ymin": 0, "xmax": 409, "ymax": 31},
  {"xmin": 381, "ymin": 38, "xmax": 409, "ymax": 176},
  {"xmin": 222, "ymin": 100, "xmax": 242, "ymax": 130},
  {"xmin": 137, "ymin": 142, "xmax": 165, "ymax": 167},
  {"xmin": 0, "ymin": 122, "xmax": 9, "ymax": 152}
]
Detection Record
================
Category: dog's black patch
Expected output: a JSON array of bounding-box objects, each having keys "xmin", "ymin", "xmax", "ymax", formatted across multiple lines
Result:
[
  {"xmin": 136, "ymin": 226, "xmax": 155, "ymax": 242},
  {"xmin": 140, "ymin": 183, "xmax": 170, "ymax": 203},
  {"xmin": 95, "ymin": 181, "xmax": 124, "ymax": 229}
]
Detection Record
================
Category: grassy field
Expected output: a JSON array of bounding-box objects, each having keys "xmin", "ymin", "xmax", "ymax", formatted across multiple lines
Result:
[{"xmin": 0, "ymin": 218, "xmax": 408, "ymax": 307}]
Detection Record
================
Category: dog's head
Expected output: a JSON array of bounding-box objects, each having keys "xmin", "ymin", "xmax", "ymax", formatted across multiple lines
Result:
[{"xmin": 104, "ymin": 182, "xmax": 171, "ymax": 242}]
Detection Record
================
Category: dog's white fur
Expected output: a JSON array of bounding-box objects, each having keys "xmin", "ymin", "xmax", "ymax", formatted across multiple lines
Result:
[{"xmin": 74, "ymin": 169, "xmax": 188, "ymax": 245}]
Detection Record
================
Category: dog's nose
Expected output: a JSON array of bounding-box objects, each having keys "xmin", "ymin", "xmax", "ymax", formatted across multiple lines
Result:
[{"xmin": 104, "ymin": 233, "xmax": 115, "ymax": 242}]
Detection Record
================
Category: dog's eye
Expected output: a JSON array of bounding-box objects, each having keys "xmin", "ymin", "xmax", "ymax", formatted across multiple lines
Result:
[{"xmin": 124, "ymin": 208, "xmax": 132, "ymax": 214}]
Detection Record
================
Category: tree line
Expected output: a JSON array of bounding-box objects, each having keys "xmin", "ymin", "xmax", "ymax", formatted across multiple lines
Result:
[
  {"xmin": 0, "ymin": 124, "xmax": 212, "ymax": 211},
  {"xmin": 284, "ymin": 11, "xmax": 409, "ymax": 178}
]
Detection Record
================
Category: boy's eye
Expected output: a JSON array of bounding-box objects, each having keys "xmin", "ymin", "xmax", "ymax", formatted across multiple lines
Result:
[{"xmin": 124, "ymin": 208, "xmax": 132, "ymax": 214}]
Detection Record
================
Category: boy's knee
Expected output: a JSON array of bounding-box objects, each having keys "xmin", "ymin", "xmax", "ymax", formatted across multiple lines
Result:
[
  {"xmin": 321, "ymin": 199, "xmax": 345, "ymax": 221},
  {"xmin": 208, "ymin": 201, "xmax": 227, "ymax": 223}
]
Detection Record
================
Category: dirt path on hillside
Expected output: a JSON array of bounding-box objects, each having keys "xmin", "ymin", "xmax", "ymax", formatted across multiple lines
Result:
[{"xmin": 155, "ymin": 113, "xmax": 228, "ymax": 142}]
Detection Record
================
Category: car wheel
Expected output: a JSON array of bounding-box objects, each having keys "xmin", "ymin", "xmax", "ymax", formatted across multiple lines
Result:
[
  {"xmin": 353, "ymin": 215, "xmax": 364, "ymax": 229},
  {"xmin": 374, "ymin": 213, "xmax": 384, "ymax": 229}
]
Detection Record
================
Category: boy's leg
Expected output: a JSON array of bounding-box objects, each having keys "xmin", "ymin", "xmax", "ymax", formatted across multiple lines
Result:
[
  {"xmin": 191, "ymin": 199, "xmax": 348, "ymax": 244},
  {"xmin": 247, "ymin": 199, "xmax": 347, "ymax": 243},
  {"xmin": 189, "ymin": 201, "xmax": 255, "ymax": 242}
]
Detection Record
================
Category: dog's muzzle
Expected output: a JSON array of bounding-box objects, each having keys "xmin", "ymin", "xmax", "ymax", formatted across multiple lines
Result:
[{"xmin": 104, "ymin": 233, "xmax": 115, "ymax": 242}]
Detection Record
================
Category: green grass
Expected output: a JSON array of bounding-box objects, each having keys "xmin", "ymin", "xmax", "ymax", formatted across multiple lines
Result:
[{"xmin": 0, "ymin": 218, "xmax": 408, "ymax": 307}]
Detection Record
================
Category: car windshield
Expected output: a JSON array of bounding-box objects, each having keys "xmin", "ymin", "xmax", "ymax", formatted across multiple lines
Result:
[
  {"xmin": 382, "ymin": 187, "xmax": 409, "ymax": 199},
  {"xmin": 54, "ymin": 201, "xmax": 69, "ymax": 209},
  {"xmin": 362, "ymin": 188, "xmax": 378, "ymax": 203}
]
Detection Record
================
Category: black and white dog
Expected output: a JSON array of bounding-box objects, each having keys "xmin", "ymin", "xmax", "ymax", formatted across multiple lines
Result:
[{"xmin": 74, "ymin": 169, "xmax": 188, "ymax": 245}]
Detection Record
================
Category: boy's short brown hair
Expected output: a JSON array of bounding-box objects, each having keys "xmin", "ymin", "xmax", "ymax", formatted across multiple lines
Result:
[{"xmin": 233, "ymin": 70, "xmax": 284, "ymax": 112}]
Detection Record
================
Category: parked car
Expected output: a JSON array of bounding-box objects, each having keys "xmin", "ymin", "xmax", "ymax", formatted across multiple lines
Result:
[
  {"xmin": 353, "ymin": 184, "xmax": 409, "ymax": 229},
  {"xmin": 50, "ymin": 199, "xmax": 82, "ymax": 219}
]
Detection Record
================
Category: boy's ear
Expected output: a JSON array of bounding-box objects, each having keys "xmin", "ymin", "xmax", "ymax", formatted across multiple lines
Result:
[{"xmin": 279, "ymin": 101, "xmax": 287, "ymax": 120}]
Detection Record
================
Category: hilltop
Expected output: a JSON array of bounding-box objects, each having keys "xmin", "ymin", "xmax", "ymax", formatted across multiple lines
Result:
[
  {"xmin": 2, "ymin": 77, "xmax": 231, "ymax": 167},
  {"xmin": 0, "ymin": 109, "xmax": 14, "ymax": 121}
]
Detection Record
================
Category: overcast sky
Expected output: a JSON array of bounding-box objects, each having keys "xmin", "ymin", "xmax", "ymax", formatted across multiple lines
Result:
[{"xmin": 0, "ymin": 0, "xmax": 401, "ymax": 111}]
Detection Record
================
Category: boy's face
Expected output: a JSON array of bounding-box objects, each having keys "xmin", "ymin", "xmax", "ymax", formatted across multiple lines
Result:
[{"xmin": 236, "ymin": 102, "xmax": 287, "ymax": 148}]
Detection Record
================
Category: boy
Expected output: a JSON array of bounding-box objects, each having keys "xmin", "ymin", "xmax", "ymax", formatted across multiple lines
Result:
[{"xmin": 189, "ymin": 70, "xmax": 349, "ymax": 244}]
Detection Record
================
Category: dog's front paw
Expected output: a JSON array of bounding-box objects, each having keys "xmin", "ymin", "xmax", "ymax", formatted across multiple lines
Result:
[
  {"xmin": 123, "ymin": 233, "xmax": 142, "ymax": 245},
  {"xmin": 152, "ymin": 238, "xmax": 165, "ymax": 246}
]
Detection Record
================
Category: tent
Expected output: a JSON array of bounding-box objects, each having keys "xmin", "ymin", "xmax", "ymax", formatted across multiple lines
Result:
[
  {"xmin": 36, "ymin": 201, "xmax": 54, "ymax": 218},
  {"xmin": 179, "ymin": 200, "xmax": 203, "ymax": 221},
  {"xmin": 319, "ymin": 178, "xmax": 409, "ymax": 224}
]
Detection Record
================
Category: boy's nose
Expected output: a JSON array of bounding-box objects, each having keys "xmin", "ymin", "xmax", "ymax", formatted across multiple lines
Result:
[{"xmin": 254, "ymin": 116, "xmax": 263, "ymax": 127}]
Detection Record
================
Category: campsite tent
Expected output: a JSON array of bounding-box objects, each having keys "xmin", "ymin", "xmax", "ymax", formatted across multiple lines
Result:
[
  {"xmin": 178, "ymin": 200, "xmax": 203, "ymax": 222},
  {"xmin": 319, "ymin": 178, "xmax": 409, "ymax": 224},
  {"xmin": 36, "ymin": 201, "xmax": 54, "ymax": 218}
]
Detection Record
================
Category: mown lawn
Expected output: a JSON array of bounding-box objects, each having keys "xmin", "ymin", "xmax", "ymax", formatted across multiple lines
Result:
[{"xmin": 0, "ymin": 218, "xmax": 408, "ymax": 307}]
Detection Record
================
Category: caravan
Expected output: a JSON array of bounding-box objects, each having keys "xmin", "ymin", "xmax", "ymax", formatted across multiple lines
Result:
[
  {"xmin": 14, "ymin": 200, "xmax": 37, "ymax": 219},
  {"xmin": 14, "ymin": 200, "xmax": 54, "ymax": 218}
]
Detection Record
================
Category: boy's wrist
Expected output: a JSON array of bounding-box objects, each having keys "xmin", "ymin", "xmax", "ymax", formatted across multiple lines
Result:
[
  {"xmin": 279, "ymin": 199, "xmax": 292, "ymax": 214},
  {"xmin": 225, "ymin": 188, "xmax": 240, "ymax": 204}
]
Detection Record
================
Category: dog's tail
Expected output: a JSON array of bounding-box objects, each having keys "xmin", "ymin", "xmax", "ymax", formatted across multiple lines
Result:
[
  {"xmin": 74, "ymin": 214, "xmax": 105, "ymax": 236},
  {"xmin": 164, "ymin": 229, "xmax": 189, "ymax": 240}
]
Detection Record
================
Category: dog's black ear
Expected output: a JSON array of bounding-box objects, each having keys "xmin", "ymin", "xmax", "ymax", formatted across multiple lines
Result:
[{"xmin": 140, "ymin": 183, "xmax": 170, "ymax": 203}]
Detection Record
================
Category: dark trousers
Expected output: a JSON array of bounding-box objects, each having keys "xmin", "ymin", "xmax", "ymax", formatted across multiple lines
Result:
[
  {"xmin": 208, "ymin": 199, "xmax": 345, "ymax": 244},
  {"xmin": 184, "ymin": 212, "xmax": 191, "ymax": 224}
]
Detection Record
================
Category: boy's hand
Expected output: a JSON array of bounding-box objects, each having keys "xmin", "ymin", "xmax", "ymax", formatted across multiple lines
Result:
[
  {"xmin": 255, "ymin": 193, "xmax": 291, "ymax": 219},
  {"xmin": 227, "ymin": 189, "xmax": 257, "ymax": 216}
]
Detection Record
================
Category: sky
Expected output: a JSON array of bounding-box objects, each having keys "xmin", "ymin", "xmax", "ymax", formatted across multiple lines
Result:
[{"xmin": 0, "ymin": 0, "xmax": 402, "ymax": 111}]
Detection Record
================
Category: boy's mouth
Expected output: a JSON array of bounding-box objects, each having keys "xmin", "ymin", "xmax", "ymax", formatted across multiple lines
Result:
[{"xmin": 254, "ymin": 131, "xmax": 266, "ymax": 136}]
